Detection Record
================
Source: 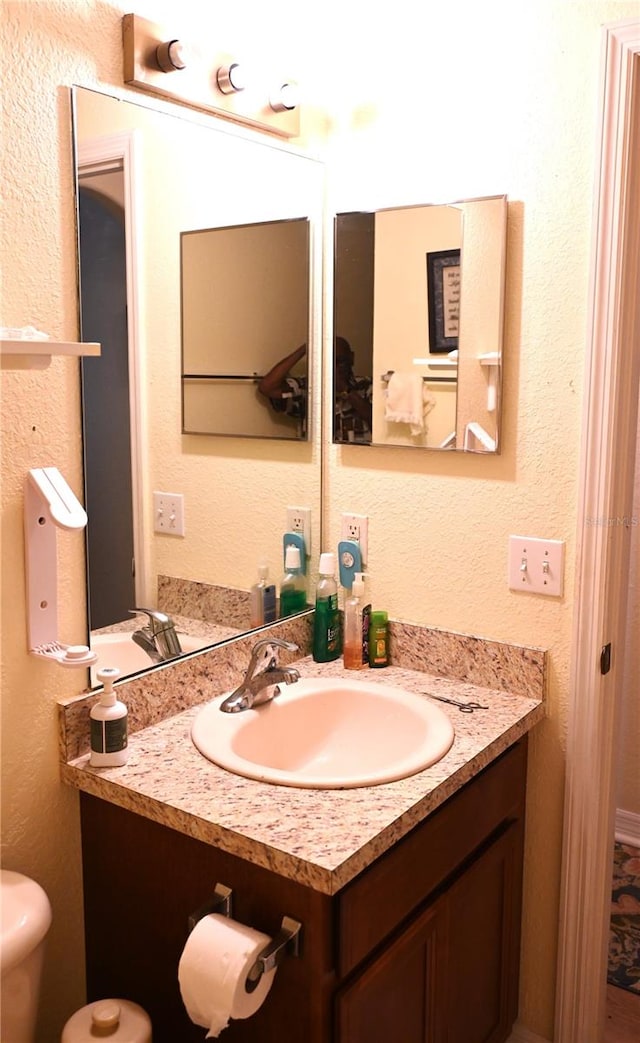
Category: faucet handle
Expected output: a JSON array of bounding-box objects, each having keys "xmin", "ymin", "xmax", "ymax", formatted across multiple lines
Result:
[
  {"xmin": 246, "ymin": 638, "xmax": 298, "ymax": 678},
  {"xmin": 129, "ymin": 607, "xmax": 173, "ymax": 632}
]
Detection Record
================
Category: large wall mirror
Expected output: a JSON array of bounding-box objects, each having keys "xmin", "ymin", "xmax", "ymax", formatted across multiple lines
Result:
[
  {"xmin": 181, "ymin": 217, "xmax": 310, "ymax": 439},
  {"xmin": 333, "ymin": 195, "xmax": 507, "ymax": 451},
  {"xmin": 72, "ymin": 86, "xmax": 324, "ymax": 687}
]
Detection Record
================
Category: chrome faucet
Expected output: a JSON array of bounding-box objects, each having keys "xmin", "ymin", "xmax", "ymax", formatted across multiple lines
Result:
[
  {"xmin": 220, "ymin": 638, "xmax": 300, "ymax": 713},
  {"xmin": 130, "ymin": 607, "xmax": 183, "ymax": 664}
]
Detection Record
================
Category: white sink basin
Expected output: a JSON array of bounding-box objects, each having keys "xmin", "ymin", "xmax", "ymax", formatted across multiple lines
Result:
[
  {"xmin": 90, "ymin": 630, "xmax": 206, "ymax": 683},
  {"xmin": 191, "ymin": 677, "xmax": 455, "ymax": 789}
]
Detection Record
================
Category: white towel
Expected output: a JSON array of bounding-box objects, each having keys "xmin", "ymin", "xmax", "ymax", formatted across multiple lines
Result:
[{"xmin": 384, "ymin": 372, "xmax": 435, "ymax": 435}]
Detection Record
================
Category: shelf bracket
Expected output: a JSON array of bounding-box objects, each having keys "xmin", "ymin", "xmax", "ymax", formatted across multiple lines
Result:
[{"xmin": 24, "ymin": 468, "xmax": 97, "ymax": 667}]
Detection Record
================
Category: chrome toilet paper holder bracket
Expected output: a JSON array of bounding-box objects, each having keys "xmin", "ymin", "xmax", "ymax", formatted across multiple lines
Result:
[
  {"xmin": 187, "ymin": 882, "xmax": 303, "ymax": 989},
  {"xmin": 187, "ymin": 882, "xmax": 233, "ymax": 931},
  {"xmin": 246, "ymin": 914, "xmax": 302, "ymax": 991}
]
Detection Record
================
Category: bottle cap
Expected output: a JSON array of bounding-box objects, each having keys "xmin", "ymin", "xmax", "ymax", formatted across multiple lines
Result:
[
  {"xmin": 285, "ymin": 545, "xmax": 301, "ymax": 569},
  {"xmin": 257, "ymin": 560, "xmax": 269, "ymax": 579},
  {"xmin": 352, "ymin": 572, "xmax": 365, "ymax": 596},
  {"xmin": 318, "ymin": 551, "xmax": 336, "ymax": 575},
  {"xmin": 370, "ymin": 610, "xmax": 388, "ymax": 625}
]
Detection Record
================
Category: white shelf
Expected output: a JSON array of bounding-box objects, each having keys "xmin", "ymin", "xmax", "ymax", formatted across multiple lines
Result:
[
  {"xmin": 1, "ymin": 340, "xmax": 100, "ymax": 370},
  {"xmin": 479, "ymin": 352, "xmax": 500, "ymax": 366}
]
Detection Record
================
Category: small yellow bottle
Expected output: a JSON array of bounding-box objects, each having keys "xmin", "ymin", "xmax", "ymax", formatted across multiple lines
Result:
[{"xmin": 368, "ymin": 610, "xmax": 389, "ymax": 668}]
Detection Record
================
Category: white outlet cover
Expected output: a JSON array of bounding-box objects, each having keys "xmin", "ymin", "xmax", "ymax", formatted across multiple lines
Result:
[
  {"xmin": 341, "ymin": 513, "xmax": 368, "ymax": 566},
  {"xmin": 508, "ymin": 535, "xmax": 564, "ymax": 596},
  {"xmin": 286, "ymin": 506, "xmax": 311, "ymax": 557}
]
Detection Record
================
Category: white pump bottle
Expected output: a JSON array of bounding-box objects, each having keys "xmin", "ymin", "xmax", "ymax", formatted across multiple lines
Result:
[{"xmin": 89, "ymin": 667, "xmax": 129, "ymax": 767}]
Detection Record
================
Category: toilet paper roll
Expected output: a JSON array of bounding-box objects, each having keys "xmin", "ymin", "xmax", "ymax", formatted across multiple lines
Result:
[{"xmin": 178, "ymin": 913, "xmax": 276, "ymax": 1038}]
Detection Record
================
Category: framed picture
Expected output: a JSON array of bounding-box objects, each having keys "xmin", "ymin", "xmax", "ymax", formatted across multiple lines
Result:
[{"xmin": 426, "ymin": 248, "xmax": 461, "ymax": 353}]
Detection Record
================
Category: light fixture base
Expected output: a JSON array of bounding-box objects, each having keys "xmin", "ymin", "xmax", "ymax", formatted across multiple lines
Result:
[{"xmin": 123, "ymin": 14, "xmax": 300, "ymax": 140}]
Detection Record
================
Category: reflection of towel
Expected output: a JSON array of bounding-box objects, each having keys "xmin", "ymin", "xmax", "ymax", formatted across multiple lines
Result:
[{"xmin": 384, "ymin": 372, "xmax": 436, "ymax": 435}]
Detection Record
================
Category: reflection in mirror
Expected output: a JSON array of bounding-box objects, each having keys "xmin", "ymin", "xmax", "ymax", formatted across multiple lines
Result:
[
  {"xmin": 73, "ymin": 86, "xmax": 323, "ymax": 688},
  {"xmin": 181, "ymin": 218, "xmax": 310, "ymax": 439},
  {"xmin": 333, "ymin": 195, "xmax": 506, "ymax": 451}
]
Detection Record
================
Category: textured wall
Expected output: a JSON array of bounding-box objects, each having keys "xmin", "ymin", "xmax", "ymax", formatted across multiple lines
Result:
[{"xmin": 1, "ymin": 2, "xmax": 638, "ymax": 1041}]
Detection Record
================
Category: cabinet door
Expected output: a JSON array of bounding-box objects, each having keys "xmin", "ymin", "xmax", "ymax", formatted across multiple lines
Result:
[
  {"xmin": 445, "ymin": 821, "xmax": 523, "ymax": 1043},
  {"xmin": 336, "ymin": 902, "xmax": 446, "ymax": 1043}
]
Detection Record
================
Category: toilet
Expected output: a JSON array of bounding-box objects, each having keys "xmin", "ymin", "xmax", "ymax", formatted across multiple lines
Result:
[{"xmin": 1, "ymin": 869, "xmax": 52, "ymax": 1043}]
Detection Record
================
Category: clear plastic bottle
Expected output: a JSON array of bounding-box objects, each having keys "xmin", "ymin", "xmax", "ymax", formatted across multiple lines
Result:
[
  {"xmin": 89, "ymin": 667, "xmax": 129, "ymax": 766},
  {"xmin": 249, "ymin": 561, "xmax": 276, "ymax": 627},
  {"xmin": 312, "ymin": 552, "xmax": 341, "ymax": 662},
  {"xmin": 343, "ymin": 572, "xmax": 366, "ymax": 669},
  {"xmin": 279, "ymin": 545, "xmax": 307, "ymax": 617}
]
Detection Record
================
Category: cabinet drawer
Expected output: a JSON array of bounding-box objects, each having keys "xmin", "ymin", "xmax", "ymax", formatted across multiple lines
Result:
[{"xmin": 337, "ymin": 738, "xmax": 527, "ymax": 975}]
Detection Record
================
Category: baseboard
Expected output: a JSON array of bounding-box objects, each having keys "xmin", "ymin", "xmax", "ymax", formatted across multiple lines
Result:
[
  {"xmin": 615, "ymin": 808, "xmax": 640, "ymax": 847},
  {"xmin": 507, "ymin": 1023, "xmax": 551, "ymax": 1043}
]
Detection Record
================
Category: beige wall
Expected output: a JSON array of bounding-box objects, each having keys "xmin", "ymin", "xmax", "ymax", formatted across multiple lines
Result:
[{"xmin": 2, "ymin": 2, "xmax": 639, "ymax": 1041}]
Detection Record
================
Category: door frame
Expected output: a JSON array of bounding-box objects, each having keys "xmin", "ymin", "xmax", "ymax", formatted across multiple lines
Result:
[
  {"xmin": 555, "ymin": 19, "xmax": 640, "ymax": 1042},
  {"xmin": 77, "ymin": 128, "xmax": 151, "ymax": 608}
]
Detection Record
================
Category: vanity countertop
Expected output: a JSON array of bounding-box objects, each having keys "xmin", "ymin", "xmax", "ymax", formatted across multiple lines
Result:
[{"xmin": 62, "ymin": 656, "xmax": 544, "ymax": 895}]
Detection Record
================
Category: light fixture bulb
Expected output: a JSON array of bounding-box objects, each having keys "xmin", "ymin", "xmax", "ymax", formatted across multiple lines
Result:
[
  {"xmin": 156, "ymin": 39, "xmax": 187, "ymax": 73},
  {"xmin": 269, "ymin": 81, "xmax": 299, "ymax": 113},
  {"xmin": 217, "ymin": 62, "xmax": 248, "ymax": 94}
]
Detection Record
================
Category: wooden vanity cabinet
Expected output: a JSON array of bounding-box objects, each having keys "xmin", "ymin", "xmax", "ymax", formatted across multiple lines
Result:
[{"xmin": 80, "ymin": 738, "xmax": 527, "ymax": 1043}]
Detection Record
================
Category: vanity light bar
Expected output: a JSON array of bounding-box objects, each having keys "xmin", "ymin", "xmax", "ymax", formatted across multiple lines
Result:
[{"xmin": 123, "ymin": 14, "xmax": 300, "ymax": 139}]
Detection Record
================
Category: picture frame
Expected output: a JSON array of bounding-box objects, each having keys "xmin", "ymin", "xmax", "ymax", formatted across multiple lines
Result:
[{"xmin": 426, "ymin": 248, "xmax": 461, "ymax": 353}]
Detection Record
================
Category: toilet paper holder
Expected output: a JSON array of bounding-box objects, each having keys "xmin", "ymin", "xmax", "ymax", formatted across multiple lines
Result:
[{"xmin": 187, "ymin": 883, "xmax": 302, "ymax": 988}]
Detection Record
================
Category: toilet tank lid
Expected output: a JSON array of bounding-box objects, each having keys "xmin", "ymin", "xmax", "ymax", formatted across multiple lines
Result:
[{"xmin": 1, "ymin": 870, "xmax": 52, "ymax": 974}]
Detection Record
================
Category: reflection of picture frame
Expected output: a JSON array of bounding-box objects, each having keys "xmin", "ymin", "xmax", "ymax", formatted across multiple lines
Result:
[{"xmin": 426, "ymin": 249, "xmax": 461, "ymax": 353}]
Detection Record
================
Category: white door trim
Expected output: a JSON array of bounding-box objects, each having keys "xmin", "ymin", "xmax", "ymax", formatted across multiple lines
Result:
[
  {"xmin": 555, "ymin": 19, "xmax": 640, "ymax": 1043},
  {"xmin": 77, "ymin": 128, "xmax": 151, "ymax": 608}
]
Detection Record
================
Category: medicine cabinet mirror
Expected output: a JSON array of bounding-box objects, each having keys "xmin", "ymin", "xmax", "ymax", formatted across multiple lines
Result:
[
  {"xmin": 72, "ymin": 85, "xmax": 323, "ymax": 688},
  {"xmin": 333, "ymin": 194, "xmax": 507, "ymax": 452}
]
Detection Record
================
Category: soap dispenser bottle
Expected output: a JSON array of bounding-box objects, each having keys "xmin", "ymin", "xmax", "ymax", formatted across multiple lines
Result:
[
  {"xmin": 89, "ymin": 667, "xmax": 129, "ymax": 767},
  {"xmin": 343, "ymin": 572, "xmax": 366, "ymax": 670},
  {"xmin": 312, "ymin": 552, "xmax": 341, "ymax": 662},
  {"xmin": 279, "ymin": 545, "xmax": 307, "ymax": 618}
]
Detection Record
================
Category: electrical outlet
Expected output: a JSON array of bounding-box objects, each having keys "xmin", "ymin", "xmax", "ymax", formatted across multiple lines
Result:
[
  {"xmin": 153, "ymin": 491, "xmax": 185, "ymax": 536},
  {"xmin": 286, "ymin": 506, "xmax": 311, "ymax": 557},
  {"xmin": 508, "ymin": 535, "xmax": 564, "ymax": 596},
  {"xmin": 341, "ymin": 513, "xmax": 368, "ymax": 565}
]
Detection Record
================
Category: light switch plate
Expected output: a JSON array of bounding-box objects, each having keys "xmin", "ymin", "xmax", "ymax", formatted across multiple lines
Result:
[
  {"xmin": 508, "ymin": 535, "xmax": 564, "ymax": 596},
  {"xmin": 153, "ymin": 491, "xmax": 185, "ymax": 536}
]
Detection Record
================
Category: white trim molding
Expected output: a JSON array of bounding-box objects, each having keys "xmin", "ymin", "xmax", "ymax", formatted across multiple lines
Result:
[
  {"xmin": 555, "ymin": 18, "xmax": 640, "ymax": 1043},
  {"xmin": 616, "ymin": 809, "xmax": 640, "ymax": 848}
]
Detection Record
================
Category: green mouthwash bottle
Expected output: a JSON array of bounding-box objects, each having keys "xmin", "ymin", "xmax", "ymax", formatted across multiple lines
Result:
[
  {"xmin": 313, "ymin": 552, "xmax": 342, "ymax": 662},
  {"xmin": 279, "ymin": 544, "xmax": 307, "ymax": 618}
]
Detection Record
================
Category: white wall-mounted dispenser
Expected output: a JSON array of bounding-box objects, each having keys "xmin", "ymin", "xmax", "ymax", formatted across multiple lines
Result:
[{"xmin": 24, "ymin": 467, "xmax": 97, "ymax": 667}]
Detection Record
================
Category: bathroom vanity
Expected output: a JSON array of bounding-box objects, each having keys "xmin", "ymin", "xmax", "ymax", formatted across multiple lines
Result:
[
  {"xmin": 61, "ymin": 640, "xmax": 544, "ymax": 1043},
  {"xmin": 79, "ymin": 736, "xmax": 526, "ymax": 1043}
]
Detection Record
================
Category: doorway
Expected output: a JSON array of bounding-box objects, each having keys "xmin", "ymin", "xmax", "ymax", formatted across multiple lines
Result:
[
  {"xmin": 555, "ymin": 20, "xmax": 640, "ymax": 1043},
  {"xmin": 79, "ymin": 171, "xmax": 136, "ymax": 629}
]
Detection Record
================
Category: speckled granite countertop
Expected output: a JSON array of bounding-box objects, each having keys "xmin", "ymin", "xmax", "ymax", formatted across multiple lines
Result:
[{"xmin": 62, "ymin": 652, "xmax": 545, "ymax": 895}]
